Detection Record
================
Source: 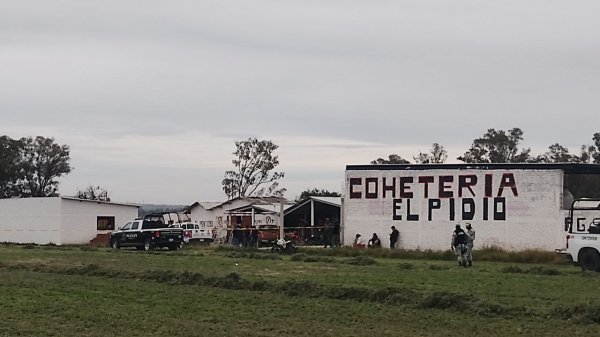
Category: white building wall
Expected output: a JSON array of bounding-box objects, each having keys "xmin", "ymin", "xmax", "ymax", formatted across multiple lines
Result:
[
  {"xmin": 344, "ymin": 169, "xmax": 564, "ymax": 251},
  {"xmin": 60, "ymin": 199, "xmax": 139, "ymax": 245},
  {"xmin": 189, "ymin": 200, "xmax": 284, "ymax": 242},
  {"xmin": 0, "ymin": 198, "xmax": 62, "ymax": 244},
  {"xmin": 190, "ymin": 199, "xmax": 256, "ymax": 227}
]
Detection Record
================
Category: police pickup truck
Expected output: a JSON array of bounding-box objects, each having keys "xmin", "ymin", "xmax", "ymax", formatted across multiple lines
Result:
[
  {"xmin": 560, "ymin": 198, "xmax": 600, "ymax": 271},
  {"xmin": 110, "ymin": 213, "xmax": 185, "ymax": 251}
]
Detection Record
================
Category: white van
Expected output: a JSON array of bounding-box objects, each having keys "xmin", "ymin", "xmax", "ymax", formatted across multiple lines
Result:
[{"xmin": 172, "ymin": 222, "xmax": 214, "ymax": 243}]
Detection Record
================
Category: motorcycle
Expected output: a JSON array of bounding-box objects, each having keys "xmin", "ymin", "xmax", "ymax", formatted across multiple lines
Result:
[{"xmin": 271, "ymin": 238, "xmax": 298, "ymax": 254}]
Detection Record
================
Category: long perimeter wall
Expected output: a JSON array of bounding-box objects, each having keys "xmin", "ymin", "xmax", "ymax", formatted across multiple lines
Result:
[{"xmin": 343, "ymin": 168, "xmax": 564, "ymax": 251}]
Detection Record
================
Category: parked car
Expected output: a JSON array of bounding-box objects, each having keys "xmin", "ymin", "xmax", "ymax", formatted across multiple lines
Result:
[{"xmin": 257, "ymin": 225, "xmax": 279, "ymax": 245}]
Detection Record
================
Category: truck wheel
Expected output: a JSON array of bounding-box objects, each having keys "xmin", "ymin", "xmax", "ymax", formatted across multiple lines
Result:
[
  {"xmin": 579, "ymin": 249, "xmax": 600, "ymax": 271},
  {"xmin": 111, "ymin": 239, "xmax": 120, "ymax": 250},
  {"xmin": 143, "ymin": 240, "xmax": 153, "ymax": 251}
]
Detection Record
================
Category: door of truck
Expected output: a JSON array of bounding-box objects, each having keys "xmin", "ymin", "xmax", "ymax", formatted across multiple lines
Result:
[{"xmin": 123, "ymin": 221, "xmax": 141, "ymax": 246}]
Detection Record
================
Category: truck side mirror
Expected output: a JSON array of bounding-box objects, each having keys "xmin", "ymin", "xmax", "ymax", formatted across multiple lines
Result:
[
  {"xmin": 564, "ymin": 218, "xmax": 572, "ymax": 232},
  {"xmin": 118, "ymin": 227, "xmax": 122, "ymax": 230}
]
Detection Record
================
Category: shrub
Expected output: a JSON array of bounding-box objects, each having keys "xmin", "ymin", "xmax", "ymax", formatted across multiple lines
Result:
[
  {"xmin": 551, "ymin": 304, "xmax": 600, "ymax": 323},
  {"xmin": 500, "ymin": 265, "xmax": 524, "ymax": 274},
  {"xmin": 80, "ymin": 246, "xmax": 99, "ymax": 252},
  {"xmin": 420, "ymin": 291, "xmax": 473, "ymax": 310},
  {"xmin": 501, "ymin": 265, "xmax": 562, "ymax": 276},
  {"xmin": 428, "ymin": 264, "xmax": 449, "ymax": 271},
  {"xmin": 526, "ymin": 266, "xmax": 562, "ymax": 276},
  {"xmin": 290, "ymin": 253, "xmax": 308, "ymax": 261},
  {"xmin": 398, "ymin": 262, "xmax": 414, "ymax": 270},
  {"xmin": 343, "ymin": 256, "xmax": 377, "ymax": 266}
]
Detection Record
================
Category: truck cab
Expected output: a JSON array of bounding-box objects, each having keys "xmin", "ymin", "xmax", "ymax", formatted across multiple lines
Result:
[{"xmin": 561, "ymin": 198, "xmax": 600, "ymax": 271}]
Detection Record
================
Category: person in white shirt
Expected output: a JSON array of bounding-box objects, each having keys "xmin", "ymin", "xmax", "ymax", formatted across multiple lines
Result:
[
  {"xmin": 353, "ymin": 233, "xmax": 365, "ymax": 248},
  {"xmin": 465, "ymin": 223, "xmax": 476, "ymax": 267}
]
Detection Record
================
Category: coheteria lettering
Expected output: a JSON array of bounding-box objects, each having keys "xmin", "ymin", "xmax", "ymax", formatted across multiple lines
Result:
[{"xmin": 348, "ymin": 173, "xmax": 518, "ymax": 222}]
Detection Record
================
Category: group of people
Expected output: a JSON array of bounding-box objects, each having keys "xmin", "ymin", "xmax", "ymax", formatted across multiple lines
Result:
[
  {"xmin": 352, "ymin": 224, "xmax": 477, "ymax": 268},
  {"xmin": 451, "ymin": 223, "xmax": 476, "ymax": 267},
  {"xmin": 353, "ymin": 226, "xmax": 400, "ymax": 249}
]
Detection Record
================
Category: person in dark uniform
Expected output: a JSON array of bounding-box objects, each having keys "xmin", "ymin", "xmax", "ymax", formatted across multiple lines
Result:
[
  {"xmin": 390, "ymin": 226, "xmax": 399, "ymax": 249},
  {"xmin": 451, "ymin": 224, "xmax": 469, "ymax": 267}
]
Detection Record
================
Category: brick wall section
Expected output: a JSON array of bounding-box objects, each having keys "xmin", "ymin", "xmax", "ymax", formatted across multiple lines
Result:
[{"xmin": 344, "ymin": 169, "xmax": 563, "ymax": 251}]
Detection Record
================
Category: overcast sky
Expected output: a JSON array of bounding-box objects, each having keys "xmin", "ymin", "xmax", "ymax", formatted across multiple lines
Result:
[{"xmin": 2, "ymin": 1, "xmax": 600, "ymax": 204}]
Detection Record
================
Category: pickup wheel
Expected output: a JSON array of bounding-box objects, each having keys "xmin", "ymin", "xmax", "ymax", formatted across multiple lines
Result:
[
  {"xmin": 143, "ymin": 239, "xmax": 154, "ymax": 251},
  {"xmin": 579, "ymin": 249, "xmax": 600, "ymax": 271},
  {"xmin": 111, "ymin": 239, "xmax": 120, "ymax": 250}
]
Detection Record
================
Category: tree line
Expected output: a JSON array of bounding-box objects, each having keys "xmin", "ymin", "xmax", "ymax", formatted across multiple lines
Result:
[
  {"xmin": 3, "ymin": 129, "xmax": 598, "ymax": 201},
  {"xmin": 371, "ymin": 128, "xmax": 600, "ymax": 164},
  {"xmin": 226, "ymin": 129, "xmax": 600, "ymax": 201}
]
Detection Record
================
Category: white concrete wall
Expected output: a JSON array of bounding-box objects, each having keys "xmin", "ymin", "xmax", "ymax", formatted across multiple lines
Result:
[
  {"xmin": 344, "ymin": 169, "xmax": 563, "ymax": 251},
  {"xmin": 190, "ymin": 199, "xmax": 255, "ymax": 228},
  {"xmin": 0, "ymin": 198, "xmax": 62, "ymax": 244},
  {"xmin": 60, "ymin": 198, "xmax": 138, "ymax": 245}
]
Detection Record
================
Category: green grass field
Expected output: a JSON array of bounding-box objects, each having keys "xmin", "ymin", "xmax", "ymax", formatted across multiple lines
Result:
[{"xmin": 1, "ymin": 244, "xmax": 599, "ymax": 337}]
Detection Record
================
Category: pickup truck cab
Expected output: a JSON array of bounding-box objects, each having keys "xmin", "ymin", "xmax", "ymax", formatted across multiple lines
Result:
[
  {"xmin": 560, "ymin": 198, "xmax": 600, "ymax": 271},
  {"xmin": 110, "ymin": 213, "xmax": 185, "ymax": 251}
]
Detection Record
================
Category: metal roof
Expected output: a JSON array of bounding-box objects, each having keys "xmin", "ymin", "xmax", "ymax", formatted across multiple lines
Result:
[
  {"xmin": 226, "ymin": 203, "xmax": 294, "ymax": 214},
  {"xmin": 188, "ymin": 196, "xmax": 290, "ymax": 211},
  {"xmin": 346, "ymin": 163, "xmax": 600, "ymax": 174},
  {"xmin": 61, "ymin": 196, "xmax": 140, "ymax": 207},
  {"xmin": 284, "ymin": 196, "xmax": 341, "ymax": 215}
]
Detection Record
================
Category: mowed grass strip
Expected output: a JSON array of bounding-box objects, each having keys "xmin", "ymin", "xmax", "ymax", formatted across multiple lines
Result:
[{"xmin": 0, "ymin": 270, "xmax": 599, "ymax": 337}]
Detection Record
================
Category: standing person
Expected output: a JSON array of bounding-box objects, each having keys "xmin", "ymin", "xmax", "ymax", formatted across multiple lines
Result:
[
  {"xmin": 323, "ymin": 218, "xmax": 333, "ymax": 248},
  {"xmin": 331, "ymin": 220, "xmax": 341, "ymax": 247},
  {"xmin": 367, "ymin": 233, "xmax": 381, "ymax": 248},
  {"xmin": 389, "ymin": 226, "xmax": 400, "ymax": 249},
  {"xmin": 465, "ymin": 223, "xmax": 476, "ymax": 267},
  {"xmin": 451, "ymin": 224, "xmax": 468, "ymax": 267}
]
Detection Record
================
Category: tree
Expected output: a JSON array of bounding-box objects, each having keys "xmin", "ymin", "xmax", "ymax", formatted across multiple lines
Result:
[
  {"xmin": 222, "ymin": 138, "xmax": 286, "ymax": 200},
  {"xmin": 76, "ymin": 185, "xmax": 111, "ymax": 202},
  {"xmin": 413, "ymin": 143, "xmax": 448, "ymax": 164},
  {"xmin": 19, "ymin": 136, "xmax": 72, "ymax": 197},
  {"xmin": 458, "ymin": 128, "xmax": 531, "ymax": 163},
  {"xmin": 296, "ymin": 188, "xmax": 341, "ymax": 202},
  {"xmin": 0, "ymin": 136, "xmax": 23, "ymax": 198},
  {"xmin": 370, "ymin": 154, "xmax": 410, "ymax": 164},
  {"xmin": 536, "ymin": 143, "xmax": 577, "ymax": 163},
  {"xmin": 591, "ymin": 132, "xmax": 600, "ymax": 164}
]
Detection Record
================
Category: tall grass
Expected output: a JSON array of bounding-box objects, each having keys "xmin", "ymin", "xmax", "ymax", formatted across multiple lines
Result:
[{"xmin": 297, "ymin": 245, "xmax": 566, "ymax": 264}]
